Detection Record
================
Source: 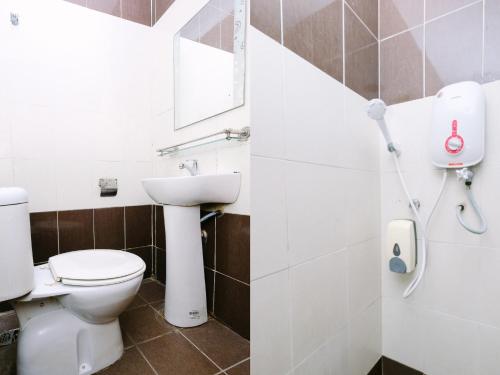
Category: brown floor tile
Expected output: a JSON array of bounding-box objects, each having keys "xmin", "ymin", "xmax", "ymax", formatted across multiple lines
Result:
[
  {"xmin": 138, "ymin": 281, "xmax": 165, "ymax": 303},
  {"xmin": 120, "ymin": 324, "xmax": 134, "ymax": 349},
  {"xmin": 98, "ymin": 347, "xmax": 155, "ymax": 375},
  {"xmin": 126, "ymin": 294, "xmax": 147, "ymax": 310},
  {"xmin": 0, "ymin": 343, "xmax": 16, "ymax": 375},
  {"xmin": 150, "ymin": 300, "xmax": 165, "ymax": 315},
  {"xmin": 227, "ymin": 359, "xmax": 250, "ymax": 375},
  {"xmin": 139, "ymin": 332, "xmax": 220, "ymax": 375},
  {"xmin": 182, "ymin": 320, "xmax": 249, "ymax": 369},
  {"xmin": 120, "ymin": 305, "xmax": 173, "ymax": 343}
]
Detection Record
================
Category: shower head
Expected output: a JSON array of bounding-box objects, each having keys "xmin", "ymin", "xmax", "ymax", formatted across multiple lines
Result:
[
  {"xmin": 366, "ymin": 99, "xmax": 386, "ymax": 121},
  {"xmin": 366, "ymin": 99, "xmax": 399, "ymax": 154}
]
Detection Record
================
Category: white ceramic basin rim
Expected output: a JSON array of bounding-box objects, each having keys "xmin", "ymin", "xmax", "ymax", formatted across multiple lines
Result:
[{"xmin": 142, "ymin": 173, "xmax": 241, "ymax": 206}]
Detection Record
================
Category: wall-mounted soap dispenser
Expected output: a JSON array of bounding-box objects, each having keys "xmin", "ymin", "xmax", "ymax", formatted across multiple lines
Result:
[{"xmin": 387, "ymin": 220, "xmax": 417, "ymax": 274}]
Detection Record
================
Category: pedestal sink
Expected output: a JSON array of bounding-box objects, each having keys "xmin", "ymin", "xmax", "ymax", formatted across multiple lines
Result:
[{"xmin": 141, "ymin": 173, "xmax": 240, "ymax": 327}]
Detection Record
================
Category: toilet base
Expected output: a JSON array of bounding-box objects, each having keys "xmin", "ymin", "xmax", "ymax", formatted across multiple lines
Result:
[{"xmin": 15, "ymin": 299, "xmax": 123, "ymax": 375}]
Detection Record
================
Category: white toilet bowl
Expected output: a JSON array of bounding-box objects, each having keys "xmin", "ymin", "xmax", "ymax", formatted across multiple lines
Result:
[{"xmin": 14, "ymin": 249, "xmax": 146, "ymax": 375}]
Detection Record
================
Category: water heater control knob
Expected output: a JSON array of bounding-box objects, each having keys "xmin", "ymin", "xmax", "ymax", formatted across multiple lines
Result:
[{"xmin": 446, "ymin": 136, "xmax": 464, "ymax": 153}]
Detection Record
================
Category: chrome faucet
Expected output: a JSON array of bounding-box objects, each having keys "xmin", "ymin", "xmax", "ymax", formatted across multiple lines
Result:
[{"xmin": 179, "ymin": 160, "xmax": 198, "ymax": 176}]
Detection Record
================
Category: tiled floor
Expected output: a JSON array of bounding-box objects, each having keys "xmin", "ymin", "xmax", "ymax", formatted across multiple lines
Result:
[
  {"xmin": 99, "ymin": 279, "xmax": 250, "ymax": 375},
  {"xmin": 0, "ymin": 279, "xmax": 249, "ymax": 375}
]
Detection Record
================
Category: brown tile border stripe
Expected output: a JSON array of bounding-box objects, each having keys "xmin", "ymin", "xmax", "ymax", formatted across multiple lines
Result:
[
  {"xmin": 63, "ymin": 0, "xmax": 175, "ymax": 26},
  {"xmin": 368, "ymin": 356, "xmax": 424, "ymax": 375}
]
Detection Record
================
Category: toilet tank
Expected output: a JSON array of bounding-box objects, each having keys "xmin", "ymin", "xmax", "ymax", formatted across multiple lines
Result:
[{"xmin": 0, "ymin": 188, "xmax": 34, "ymax": 302}]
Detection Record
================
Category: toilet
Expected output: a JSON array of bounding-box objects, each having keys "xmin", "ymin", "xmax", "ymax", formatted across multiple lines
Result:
[{"xmin": 0, "ymin": 188, "xmax": 146, "ymax": 375}]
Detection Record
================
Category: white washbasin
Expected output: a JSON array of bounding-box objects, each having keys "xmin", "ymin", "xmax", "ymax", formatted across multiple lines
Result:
[
  {"xmin": 141, "ymin": 172, "xmax": 241, "ymax": 328},
  {"xmin": 141, "ymin": 173, "xmax": 241, "ymax": 206}
]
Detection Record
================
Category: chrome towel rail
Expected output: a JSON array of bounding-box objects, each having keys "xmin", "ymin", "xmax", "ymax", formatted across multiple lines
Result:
[{"xmin": 157, "ymin": 127, "xmax": 250, "ymax": 156}]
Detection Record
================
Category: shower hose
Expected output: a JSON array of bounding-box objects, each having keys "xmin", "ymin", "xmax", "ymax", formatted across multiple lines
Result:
[{"xmin": 392, "ymin": 153, "xmax": 448, "ymax": 298}]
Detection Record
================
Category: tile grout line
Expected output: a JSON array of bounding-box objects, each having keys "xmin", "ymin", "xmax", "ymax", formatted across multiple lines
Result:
[
  {"xmin": 423, "ymin": 0, "xmax": 427, "ymax": 98},
  {"xmin": 481, "ymin": 0, "xmax": 485, "ymax": 81},
  {"xmin": 56, "ymin": 211, "xmax": 60, "ymax": 254},
  {"xmin": 342, "ymin": 0, "xmax": 346, "ymax": 86},
  {"xmin": 177, "ymin": 330, "xmax": 225, "ymax": 372},
  {"xmin": 380, "ymin": 0, "xmax": 483, "ymax": 43},
  {"xmin": 212, "ymin": 217, "xmax": 217, "ymax": 313},
  {"xmin": 213, "ymin": 270, "xmax": 250, "ymax": 286},
  {"xmin": 220, "ymin": 357, "xmax": 250, "ymax": 373},
  {"xmin": 378, "ymin": 0, "xmax": 381, "ymax": 99},
  {"xmin": 135, "ymin": 344, "xmax": 160, "ymax": 375},
  {"xmin": 344, "ymin": 2, "xmax": 377, "ymax": 41}
]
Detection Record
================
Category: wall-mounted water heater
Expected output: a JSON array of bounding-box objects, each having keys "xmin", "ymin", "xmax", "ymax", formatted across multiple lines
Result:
[{"xmin": 431, "ymin": 81, "xmax": 485, "ymax": 168}]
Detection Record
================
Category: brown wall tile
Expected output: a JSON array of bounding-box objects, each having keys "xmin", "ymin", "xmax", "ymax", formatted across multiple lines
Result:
[
  {"xmin": 155, "ymin": 0, "xmax": 175, "ymax": 24},
  {"xmin": 216, "ymin": 214, "xmax": 249, "ymax": 283},
  {"xmin": 346, "ymin": 0, "xmax": 378, "ymax": 37},
  {"xmin": 484, "ymin": 0, "xmax": 500, "ymax": 83},
  {"xmin": 122, "ymin": 0, "xmax": 152, "ymax": 26},
  {"xmin": 204, "ymin": 268, "xmax": 215, "ymax": 313},
  {"xmin": 125, "ymin": 205, "xmax": 152, "ymax": 248},
  {"xmin": 382, "ymin": 356, "xmax": 423, "ymax": 375},
  {"xmin": 30, "ymin": 211, "xmax": 58, "ymax": 263},
  {"xmin": 221, "ymin": 13, "xmax": 235, "ymax": 53},
  {"xmin": 155, "ymin": 247, "xmax": 166, "ymax": 284},
  {"xmin": 426, "ymin": 0, "xmax": 478, "ymax": 20},
  {"xmin": 345, "ymin": 6, "xmax": 378, "ymax": 99},
  {"xmin": 200, "ymin": 5, "xmax": 222, "ymax": 49},
  {"xmin": 201, "ymin": 211, "xmax": 216, "ymax": 269},
  {"xmin": 214, "ymin": 273, "xmax": 250, "ymax": 339},
  {"xmin": 368, "ymin": 358, "xmax": 383, "ymax": 375},
  {"xmin": 65, "ymin": 0, "xmax": 86, "ymax": 6},
  {"xmin": 94, "ymin": 207, "xmax": 125, "ymax": 250},
  {"xmin": 425, "ymin": 3, "xmax": 483, "ymax": 96},
  {"xmin": 58, "ymin": 209, "xmax": 94, "ymax": 252},
  {"xmin": 380, "ymin": 0, "xmax": 424, "ymax": 39},
  {"xmin": 283, "ymin": 0, "xmax": 343, "ymax": 82},
  {"xmin": 87, "ymin": 0, "xmax": 121, "ymax": 17},
  {"xmin": 381, "ymin": 27, "xmax": 423, "ymax": 105},
  {"xmin": 250, "ymin": 0, "xmax": 282, "ymax": 43},
  {"xmin": 128, "ymin": 246, "xmax": 153, "ymax": 278},
  {"xmin": 154, "ymin": 206, "xmax": 165, "ymax": 250},
  {"xmin": 311, "ymin": 0, "xmax": 343, "ymax": 81}
]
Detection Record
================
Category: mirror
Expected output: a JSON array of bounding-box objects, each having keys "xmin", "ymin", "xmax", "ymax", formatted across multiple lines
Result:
[{"xmin": 174, "ymin": 0, "xmax": 246, "ymax": 129}]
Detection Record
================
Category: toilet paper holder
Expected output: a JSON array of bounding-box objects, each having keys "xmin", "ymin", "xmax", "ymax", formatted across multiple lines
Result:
[{"xmin": 98, "ymin": 178, "xmax": 118, "ymax": 197}]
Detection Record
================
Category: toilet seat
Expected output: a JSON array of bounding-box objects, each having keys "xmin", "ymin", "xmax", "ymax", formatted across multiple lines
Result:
[{"xmin": 49, "ymin": 249, "xmax": 146, "ymax": 286}]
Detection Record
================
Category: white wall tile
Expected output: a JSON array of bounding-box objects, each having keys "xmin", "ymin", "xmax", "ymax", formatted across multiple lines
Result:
[
  {"xmin": 251, "ymin": 156, "xmax": 288, "ymax": 280},
  {"xmin": 345, "ymin": 170, "xmax": 380, "ymax": 245},
  {"xmin": 382, "ymin": 297, "xmax": 424, "ymax": 371},
  {"xmin": 348, "ymin": 239, "xmax": 381, "ymax": 316},
  {"xmin": 293, "ymin": 328, "xmax": 349, "ymax": 375},
  {"xmin": 249, "ymin": 27, "xmax": 286, "ymax": 159},
  {"xmin": 282, "ymin": 48, "xmax": 346, "ymax": 168},
  {"xmin": 290, "ymin": 250, "xmax": 349, "ymax": 366},
  {"xmin": 0, "ymin": 159, "xmax": 14, "ymax": 187},
  {"xmin": 479, "ymin": 323, "xmax": 500, "ymax": 375},
  {"xmin": 286, "ymin": 162, "xmax": 348, "ymax": 265},
  {"xmin": 421, "ymin": 310, "xmax": 479, "ymax": 375},
  {"xmin": 482, "ymin": 80, "xmax": 500, "ymax": 168},
  {"xmin": 478, "ymin": 247, "xmax": 500, "ymax": 328},
  {"xmin": 251, "ymin": 270, "xmax": 292, "ymax": 375},
  {"xmin": 55, "ymin": 159, "xmax": 95, "ymax": 211},
  {"xmin": 13, "ymin": 159, "xmax": 57, "ymax": 213},
  {"xmin": 348, "ymin": 299, "xmax": 382, "ymax": 375},
  {"xmin": 343, "ymin": 87, "xmax": 380, "ymax": 172},
  {"xmin": 420, "ymin": 241, "xmax": 480, "ymax": 321}
]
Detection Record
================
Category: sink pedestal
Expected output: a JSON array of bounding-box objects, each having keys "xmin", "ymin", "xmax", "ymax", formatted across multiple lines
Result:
[{"xmin": 163, "ymin": 205, "xmax": 207, "ymax": 327}]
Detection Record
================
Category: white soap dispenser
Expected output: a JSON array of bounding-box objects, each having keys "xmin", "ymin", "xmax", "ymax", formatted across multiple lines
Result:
[{"xmin": 387, "ymin": 220, "xmax": 417, "ymax": 273}]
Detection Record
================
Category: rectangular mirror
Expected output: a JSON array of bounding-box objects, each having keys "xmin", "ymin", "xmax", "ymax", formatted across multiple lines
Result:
[{"xmin": 174, "ymin": 0, "xmax": 246, "ymax": 129}]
